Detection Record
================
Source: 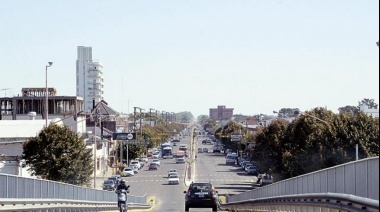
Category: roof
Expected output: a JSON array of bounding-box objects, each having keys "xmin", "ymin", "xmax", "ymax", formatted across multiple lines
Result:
[
  {"xmin": 0, "ymin": 119, "xmax": 63, "ymax": 139},
  {"xmin": 92, "ymin": 100, "xmax": 119, "ymax": 116}
]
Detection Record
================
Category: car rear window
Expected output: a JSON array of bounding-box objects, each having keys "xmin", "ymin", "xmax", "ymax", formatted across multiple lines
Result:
[{"xmin": 191, "ymin": 183, "xmax": 212, "ymax": 191}]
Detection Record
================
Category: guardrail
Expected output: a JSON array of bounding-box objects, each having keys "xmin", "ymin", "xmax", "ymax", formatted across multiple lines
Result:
[
  {"xmin": 227, "ymin": 157, "xmax": 379, "ymax": 204},
  {"xmin": 223, "ymin": 157, "xmax": 379, "ymax": 211},
  {"xmin": 0, "ymin": 198, "xmax": 152, "ymax": 211},
  {"xmin": 0, "ymin": 173, "xmax": 149, "ymax": 210},
  {"xmin": 222, "ymin": 193, "xmax": 379, "ymax": 212}
]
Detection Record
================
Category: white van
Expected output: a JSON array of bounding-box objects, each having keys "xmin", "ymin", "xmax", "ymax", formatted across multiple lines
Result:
[{"xmin": 225, "ymin": 153, "xmax": 237, "ymax": 165}]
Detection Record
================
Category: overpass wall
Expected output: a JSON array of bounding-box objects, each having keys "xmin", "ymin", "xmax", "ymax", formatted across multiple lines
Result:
[
  {"xmin": 227, "ymin": 157, "xmax": 379, "ymax": 203},
  {"xmin": 0, "ymin": 173, "xmax": 116, "ymax": 202}
]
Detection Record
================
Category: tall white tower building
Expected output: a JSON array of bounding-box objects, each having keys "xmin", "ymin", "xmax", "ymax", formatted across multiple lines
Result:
[{"xmin": 76, "ymin": 46, "xmax": 104, "ymax": 112}]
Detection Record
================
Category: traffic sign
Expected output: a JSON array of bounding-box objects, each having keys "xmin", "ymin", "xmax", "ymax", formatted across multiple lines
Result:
[
  {"xmin": 113, "ymin": 133, "xmax": 136, "ymax": 140},
  {"xmin": 230, "ymin": 134, "xmax": 242, "ymax": 142},
  {"xmin": 122, "ymin": 140, "xmax": 152, "ymax": 145}
]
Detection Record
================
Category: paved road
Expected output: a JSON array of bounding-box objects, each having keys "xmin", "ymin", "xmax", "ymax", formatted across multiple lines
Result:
[
  {"xmin": 94, "ymin": 135, "xmax": 257, "ymax": 211},
  {"xmin": 194, "ymin": 138, "xmax": 257, "ymax": 196}
]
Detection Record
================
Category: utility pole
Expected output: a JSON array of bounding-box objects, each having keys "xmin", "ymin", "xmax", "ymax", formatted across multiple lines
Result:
[
  {"xmin": 155, "ymin": 110, "xmax": 159, "ymax": 127},
  {"xmin": 139, "ymin": 108, "xmax": 144, "ymax": 137},
  {"xmin": 150, "ymin": 108, "xmax": 154, "ymax": 127}
]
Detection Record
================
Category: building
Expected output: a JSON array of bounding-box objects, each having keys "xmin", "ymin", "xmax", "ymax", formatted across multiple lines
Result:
[
  {"xmin": 209, "ymin": 105, "xmax": 234, "ymax": 120},
  {"xmin": 359, "ymin": 104, "xmax": 379, "ymax": 118},
  {"xmin": 0, "ymin": 119, "xmax": 64, "ymax": 177},
  {"xmin": 76, "ymin": 46, "xmax": 104, "ymax": 112}
]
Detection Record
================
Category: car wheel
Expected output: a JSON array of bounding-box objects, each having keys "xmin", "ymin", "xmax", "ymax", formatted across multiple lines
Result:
[
  {"xmin": 185, "ymin": 206, "xmax": 190, "ymax": 211},
  {"xmin": 212, "ymin": 206, "xmax": 218, "ymax": 211}
]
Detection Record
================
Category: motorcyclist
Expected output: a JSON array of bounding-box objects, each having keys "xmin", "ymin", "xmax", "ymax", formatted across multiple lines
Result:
[{"xmin": 116, "ymin": 179, "xmax": 130, "ymax": 207}]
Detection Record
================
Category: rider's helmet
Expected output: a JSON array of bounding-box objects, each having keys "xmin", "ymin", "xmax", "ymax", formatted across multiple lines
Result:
[{"xmin": 120, "ymin": 179, "xmax": 126, "ymax": 186}]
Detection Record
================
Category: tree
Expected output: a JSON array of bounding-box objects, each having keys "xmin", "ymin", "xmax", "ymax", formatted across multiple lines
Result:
[
  {"xmin": 22, "ymin": 124, "xmax": 93, "ymax": 186},
  {"xmin": 359, "ymin": 98, "xmax": 378, "ymax": 109},
  {"xmin": 252, "ymin": 119, "xmax": 289, "ymax": 179},
  {"xmin": 276, "ymin": 108, "xmax": 300, "ymax": 117},
  {"xmin": 177, "ymin": 111, "xmax": 194, "ymax": 123},
  {"xmin": 338, "ymin": 105, "xmax": 359, "ymax": 115},
  {"xmin": 197, "ymin": 115, "xmax": 209, "ymax": 125}
]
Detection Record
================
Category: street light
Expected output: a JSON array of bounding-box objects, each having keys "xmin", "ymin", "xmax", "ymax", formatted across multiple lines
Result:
[{"xmin": 45, "ymin": 62, "xmax": 53, "ymax": 127}]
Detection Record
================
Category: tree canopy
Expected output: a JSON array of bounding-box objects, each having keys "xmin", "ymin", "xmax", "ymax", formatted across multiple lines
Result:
[
  {"xmin": 22, "ymin": 124, "xmax": 93, "ymax": 186},
  {"xmin": 252, "ymin": 107, "xmax": 379, "ymax": 180}
]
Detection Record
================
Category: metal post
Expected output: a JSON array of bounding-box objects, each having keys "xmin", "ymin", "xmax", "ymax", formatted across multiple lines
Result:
[
  {"xmin": 45, "ymin": 62, "xmax": 53, "ymax": 127},
  {"xmin": 139, "ymin": 108, "xmax": 144, "ymax": 137},
  {"xmin": 93, "ymin": 118, "xmax": 97, "ymax": 188},
  {"xmin": 356, "ymin": 144, "xmax": 359, "ymax": 161}
]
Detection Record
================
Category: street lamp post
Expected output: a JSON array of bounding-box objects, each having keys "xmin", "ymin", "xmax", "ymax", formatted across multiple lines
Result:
[{"xmin": 45, "ymin": 62, "xmax": 53, "ymax": 127}]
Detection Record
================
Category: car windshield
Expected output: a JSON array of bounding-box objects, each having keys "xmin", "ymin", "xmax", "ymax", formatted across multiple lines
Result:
[{"xmin": 169, "ymin": 175, "xmax": 178, "ymax": 178}]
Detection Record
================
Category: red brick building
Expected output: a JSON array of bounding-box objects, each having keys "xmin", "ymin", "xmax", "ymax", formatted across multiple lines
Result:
[{"xmin": 209, "ymin": 105, "xmax": 234, "ymax": 120}]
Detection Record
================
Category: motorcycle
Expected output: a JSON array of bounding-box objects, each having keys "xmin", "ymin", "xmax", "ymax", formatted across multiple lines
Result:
[{"xmin": 117, "ymin": 186, "xmax": 130, "ymax": 212}]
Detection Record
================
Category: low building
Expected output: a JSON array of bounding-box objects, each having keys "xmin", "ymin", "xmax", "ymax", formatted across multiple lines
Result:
[{"xmin": 359, "ymin": 104, "xmax": 379, "ymax": 118}]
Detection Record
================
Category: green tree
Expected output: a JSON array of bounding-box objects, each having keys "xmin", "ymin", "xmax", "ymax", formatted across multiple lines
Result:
[
  {"xmin": 252, "ymin": 119, "xmax": 289, "ymax": 179},
  {"xmin": 22, "ymin": 124, "xmax": 93, "ymax": 186},
  {"xmin": 338, "ymin": 105, "xmax": 359, "ymax": 115}
]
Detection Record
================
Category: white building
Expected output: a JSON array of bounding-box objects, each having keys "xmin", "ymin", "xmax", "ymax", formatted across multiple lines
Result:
[
  {"xmin": 76, "ymin": 46, "xmax": 104, "ymax": 112},
  {"xmin": 359, "ymin": 104, "xmax": 379, "ymax": 118}
]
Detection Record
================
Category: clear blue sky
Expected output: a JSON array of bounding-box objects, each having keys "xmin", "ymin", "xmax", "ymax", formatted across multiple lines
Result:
[{"xmin": 1, "ymin": 0, "xmax": 378, "ymax": 117}]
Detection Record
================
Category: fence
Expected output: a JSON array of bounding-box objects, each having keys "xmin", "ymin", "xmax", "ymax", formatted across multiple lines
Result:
[{"xmin": 227, "ymin": 157, "xmax": 379, "ymax": 203}]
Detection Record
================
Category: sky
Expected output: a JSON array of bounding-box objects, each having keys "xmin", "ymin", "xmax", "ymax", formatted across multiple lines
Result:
[{"xmin": 0, "ymin": 0, "xmax": 378, "ymax": 117}]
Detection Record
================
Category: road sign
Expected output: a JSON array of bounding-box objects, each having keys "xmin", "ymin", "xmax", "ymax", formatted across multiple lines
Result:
[
  {"xmin": 122, "ymin": 140, "xmax": 152, "ymax": 145},
  {"xmin": 230, "ymin": 134, "xmax": 243, "ymax": 142},
  {"xmin": 113, "ymin": 133, "xmax": 136, "ymax": 140}
]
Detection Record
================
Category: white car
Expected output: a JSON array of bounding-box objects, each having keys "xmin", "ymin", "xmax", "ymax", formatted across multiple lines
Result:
[
  {"xmin": 152, "ymin": 154, "xmax": 160, "ymax": 159},
  {"xmin": 168, "ymin": 174, "xmax": 180, "ymax": 185},
  {"xmin": 130, "ymin": 160, "xmax": 141, "ymax": 169},
  {"xmin": 168, "ymin": 169, "xmax": 179, "ymax": 177},
  {"xmin": 131, "ymin": 165, "xmax": 139, "ymax": 174},
  {"xmin": 123, "ymin": 167, "xmax": 135, "ymax": 177},
  {"xmin": 152, "ymin": 159, "xmax": 161, "ymax": 166},
  {"xmin": 141, "ymin": 156, "xmax": 149, "ymax": 163}
]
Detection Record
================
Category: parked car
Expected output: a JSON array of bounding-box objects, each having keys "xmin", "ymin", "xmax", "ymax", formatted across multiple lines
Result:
[
  {"xmin": 198, "ymin": 148, "xmax": 203, "ymax": 153},
  {"xmin": 123, "ymin": 167, "xmax": 135, "ymax": 177},
  {"xmin": 184, "ymin": 182, "xmax": 219, "ymax": 211},
  {"xmin": 149, "ymin": 163, "xmax": 158, "ymax": 170},
  {"xmin": 259, "ymin": 174, "xmax": 273, "ymax": 186},
  {"xmin": 102, "ymin": 180, "xmax": 116, "ymax": 191},
  {"xmin": 202, "ymin": 148, "xmax": 209, "ymax": 153},
  {"xmin": 168, "ymin": 174, "xmax": 180, "ymax": 185},
  {"xmin": 247, "ymin": 166, "xmax": 258, "ymax": 175}
]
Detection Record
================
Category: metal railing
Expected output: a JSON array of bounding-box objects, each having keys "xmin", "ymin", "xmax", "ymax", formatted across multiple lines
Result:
[
  {"xmin": 227, "ymin": 157, "xmax": 379, "ymax": 203},
  {"xmin": 0, "ymin": 173, "xmax": 147, "ymax": 204}
]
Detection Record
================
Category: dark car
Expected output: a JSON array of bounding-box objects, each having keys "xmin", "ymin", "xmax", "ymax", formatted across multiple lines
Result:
[
  {"xmin": 149, "ymin": 163, "xmax": 158, "ymax": 170},
  {"xmin": 184, "ymin": 182, "xmax": 219, "ymax": 211},
  {"xmin": 102, "ymin": 180, "xmax": 116, "ymax": 191}
]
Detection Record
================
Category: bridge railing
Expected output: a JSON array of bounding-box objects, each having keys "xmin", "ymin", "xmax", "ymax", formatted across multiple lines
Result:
[
  {"xmin": 227, "ymin": 157, "xmax": 379, "ymax": 203},
  {"xmin": 0, "ymin": 173, "xmax": 147, "ymax": 204}
]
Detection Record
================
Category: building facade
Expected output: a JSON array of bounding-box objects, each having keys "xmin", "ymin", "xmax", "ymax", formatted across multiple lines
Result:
[
  {"xmin": 76, "ymin": 46, "xmax": 104, "ymax": 112},
  {"xmin": 209, "ymin": 105, "xmax": 234, "ymax": 120}
]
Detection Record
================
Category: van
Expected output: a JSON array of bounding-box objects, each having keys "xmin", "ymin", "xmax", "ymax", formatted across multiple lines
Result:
[{"xmin": 225, "ymin": 154, "xmax": 237, "ymax": 165}]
